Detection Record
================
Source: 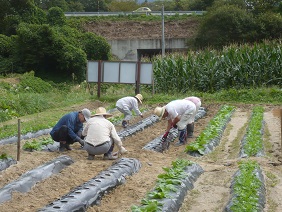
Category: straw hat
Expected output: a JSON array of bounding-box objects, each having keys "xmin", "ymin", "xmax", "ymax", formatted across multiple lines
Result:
[
  {"xmin": 92, "ymin": 107, "xmax": 112, "ymax": 118},
  {"xmin": 154, "ymin": 106, "xmax": 166, "ymax": 118},
  {"xmin": 135, "ymin": 94, "xmax": 143, "ymax": 104}
]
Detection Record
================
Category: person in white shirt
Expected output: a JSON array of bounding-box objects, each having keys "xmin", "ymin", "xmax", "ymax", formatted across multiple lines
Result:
[
  {"xmin": 82, "ymin": 107, "xmax": 127, "ymax": 160},
  {"xmin": 154, "ymin": 99, "xmax": 196, "ymax": 146},
  {"xmin": 116, "ymin": 94, "xmax": 143, "ymax": 128},
  {"xmin": 184, "ymin": 96, "xmax": 202, "ymax": 138}
]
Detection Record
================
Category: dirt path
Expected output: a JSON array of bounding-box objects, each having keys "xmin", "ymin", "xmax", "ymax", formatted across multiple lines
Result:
[{"xmin": 0, "ymin": 104, "xmax": 281, "ymax": 212}]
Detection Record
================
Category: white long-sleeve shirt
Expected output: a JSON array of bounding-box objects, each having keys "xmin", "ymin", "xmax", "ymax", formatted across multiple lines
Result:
[
  {"xmin": 116, "ymin": 96, "xmax": 142, "ymax": 116},
  {"xmin": 166, "ymin": 99, "xmax": 196, "ymax": 120},
  {"xmin": 82, "ymin": 116, "xmax": 122, "ymax": 147}
]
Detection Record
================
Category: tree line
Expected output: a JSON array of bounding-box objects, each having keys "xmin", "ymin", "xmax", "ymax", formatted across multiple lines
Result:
[{"xmin": 0, "ymin": 0, "xmax": 281, "ymax": 82}]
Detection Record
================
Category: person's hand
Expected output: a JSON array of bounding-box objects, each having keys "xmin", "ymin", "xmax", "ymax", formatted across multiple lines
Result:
[
  {"xmin": 161, "ymin": 131, "xmax": 169, "ymax": 142},
  {"xmin": 76, "ymin": 138, "xmax": 84, "ymax": 146}
]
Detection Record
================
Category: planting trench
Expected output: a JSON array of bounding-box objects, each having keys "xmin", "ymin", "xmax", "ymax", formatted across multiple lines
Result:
[{"xmin": 0, "ymin": 104, "xmax": 281, "ymax": 212}]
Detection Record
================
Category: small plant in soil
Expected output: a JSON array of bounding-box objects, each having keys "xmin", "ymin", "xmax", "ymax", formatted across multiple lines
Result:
[
  {"xmin": 185, "ymin": 105, "xmax": 235, "ymax": 155},
  {"xmin": 243, "ymin": 106, "xmax": 264, "ymax": 156},
  {"xmin": 0, "ymin": 153, "xmax": 9, "ymax": 160},
  {"xmin": 23, "ymin": 137, "xmax": 54, "ymax": 151},
  {"xmin": 131, "ymin": 159, "xmax": 193, "ymax": 211}
]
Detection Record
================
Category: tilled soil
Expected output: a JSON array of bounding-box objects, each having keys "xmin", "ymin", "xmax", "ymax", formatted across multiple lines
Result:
[{"xmin": 0, "ymin": 103, "xmax": 281, "ymax": 212}]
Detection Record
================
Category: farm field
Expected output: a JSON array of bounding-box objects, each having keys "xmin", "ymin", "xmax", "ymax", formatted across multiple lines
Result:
[{"xmin": 0, "ymin": 102, "xmax": 281, "ymax": 212}]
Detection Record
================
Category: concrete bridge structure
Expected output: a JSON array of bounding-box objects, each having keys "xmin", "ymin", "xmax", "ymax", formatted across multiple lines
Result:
[{"xmin": 108, "ymin": 38, "xmax": 188, "ymax": 61}]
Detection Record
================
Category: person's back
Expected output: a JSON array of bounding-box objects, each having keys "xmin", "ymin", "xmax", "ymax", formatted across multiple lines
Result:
[
  {"xmin": 84, "ymin": 116, "xmax": 117, "ymax": 146},
  {"xmin": 166, "ymin": 99, "xmax": 196, "ymax": 120},
  {"xmin": 82, "ymin": 107, "xmax": 127, "ymax": 160},
  {"xmin": 116, "ymin": 94, "xmax": 143, "ymax": 128}
]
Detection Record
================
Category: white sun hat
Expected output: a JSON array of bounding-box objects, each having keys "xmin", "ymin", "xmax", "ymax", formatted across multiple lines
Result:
[
  {"xmin": 135, "ymin": 94, "xmax": 143, "ymax": 104},
  {"xmin": 154, "ymin": 106, "xmax": 166, "ymax": 118},
  {"xmin": 92, "ymin": 107, "xmax": 112, "ymax": 118}
]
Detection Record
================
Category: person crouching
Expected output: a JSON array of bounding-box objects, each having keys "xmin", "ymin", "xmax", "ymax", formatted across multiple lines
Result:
[{"xmin": 82, "ymin": 107, "xmax": 127, "ymax": 160}]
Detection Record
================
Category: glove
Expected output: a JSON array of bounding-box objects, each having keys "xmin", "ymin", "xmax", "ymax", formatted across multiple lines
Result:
[
  {"xmin": 76, "ymin": 138, "xmax": 84, "ymax": 146},
  {"xmin": 161, "ymin": 131, "xmax": 169, "ymax": 142}
]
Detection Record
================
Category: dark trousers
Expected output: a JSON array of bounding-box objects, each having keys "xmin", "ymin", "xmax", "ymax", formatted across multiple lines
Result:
[{"xmin": 51, "ymin": 125, "xmax": 83, "ymax": 144}]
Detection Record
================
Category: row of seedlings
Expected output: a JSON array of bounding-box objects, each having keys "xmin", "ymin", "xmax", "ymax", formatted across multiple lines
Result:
[
  {"xmin": 225, "ymin": 160, "xmax": 266, "ymax": 212},
  {"xmin": 225, "ymin": 106, "xmax": 266, "ymax": 211},
  {"xmin": 143, "ymin": 107, "xmax": 207, "ymax": 153},
  {"xmin": 185, "ymin": 105, "xmax": 236, "ymax": 156},
  {"xmin": 131, "ymin": 159, "xmax": 204, "ymax": 212},
  {"xmin": 239, "ymin": 106, "xmax": 265, "ymax": 158},
  {"xmin": 134, "ymin": 109, "xmax": 207, "ymax": 210}
]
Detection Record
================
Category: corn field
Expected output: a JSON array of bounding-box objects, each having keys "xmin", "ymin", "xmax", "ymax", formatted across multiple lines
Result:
[{"xmin": 153, "ymin": 39, "xmax": 282, "ymax": 93}]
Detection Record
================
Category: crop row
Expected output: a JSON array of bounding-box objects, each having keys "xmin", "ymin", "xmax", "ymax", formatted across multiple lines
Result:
[
  {"xmin": 0, "ymin": 105, "xmax": 268, "ymax": 211},
  {"xmin": 153, "ymin": 39, "xmax": 281, "ymax": 93}
]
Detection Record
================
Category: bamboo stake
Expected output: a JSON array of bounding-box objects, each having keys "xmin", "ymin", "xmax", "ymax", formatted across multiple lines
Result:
[{"xmin": 17, "ymin": 119, "xmax": 20, "ymax": 161}]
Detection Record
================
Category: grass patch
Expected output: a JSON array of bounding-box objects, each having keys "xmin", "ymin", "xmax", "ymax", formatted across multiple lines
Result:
[
  {"xmin": 265, "ymin": 171, "xmax": 279, "ymax": 187},
  {"xmin": 227, "ymin": 120, "xmax": 249, "ymax": 159}
]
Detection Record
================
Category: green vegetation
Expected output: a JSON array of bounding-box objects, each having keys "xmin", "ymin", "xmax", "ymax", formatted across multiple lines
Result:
[
  {"xmin": 230, "ymin": 160, "xmax": 263, "ymax": 212},
  {"xmin": 22, "ymin": 137, "xmax": 54, "ymax": 151},
  {"xmin": 0, "ymin": 152, "xmax": 9, "ymax": 160},
  {"xmin": 185, "ymin": 105, "xmax": 235, "ymax": 155},
  {"xmin": 0, "ymin": 1, "xmax": 111, "ymax": 81},
  {"xmin": 131, "ymin": 159, "xmax": 194, "ymax": 211},
  {"xmin": 1, "ymin": 0, "xmax": 281, "ymax": 82},
  {"xmin": 153, "ymin": 40, "xmax": 282, "ymax": 93},
  {"xmin": 0, "ymin": 63, "xmax": 281, "ymax": 141},
  {"xmin": 243, "ymin": 106, "xmax": 264, "ymax": 156}
]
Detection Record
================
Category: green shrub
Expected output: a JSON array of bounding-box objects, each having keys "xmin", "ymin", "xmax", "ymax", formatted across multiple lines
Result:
[{"xmin": 19, "ymin": 71, "xmax": 53, "ymax": 93}]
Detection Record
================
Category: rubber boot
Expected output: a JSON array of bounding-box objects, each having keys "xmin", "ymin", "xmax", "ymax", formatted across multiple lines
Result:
[
  {"xmin": 122, "ymin": 120, "xmax": 128, "ymax": 128},
  {"xmin": 187, "ymin": 123, "xmax": 194, "ymax": 138},
  {"xmin": 103, "ymin": 143, "xmax": 118, "ymax": 160},
  {"xmin": 174, "ymin": 129, "xmax": 187, "ymax": 146},
  {"xmin": 59, "ymin": 142, "xmax": 66, "ymax": 152},
  {"xmin": 65, "ymin": 143, "xmax": 72, "ymax": 150}
]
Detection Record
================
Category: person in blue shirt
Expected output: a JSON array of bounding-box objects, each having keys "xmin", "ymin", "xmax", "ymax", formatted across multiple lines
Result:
[{"xmin": 50, "ymin": 108, "xmax": 91, "ymax": 151}]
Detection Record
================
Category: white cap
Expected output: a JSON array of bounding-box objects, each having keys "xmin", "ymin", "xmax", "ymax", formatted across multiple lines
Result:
[{"xmin": 81, "ymin": 108, "xmax": 91, "ymax": 121}]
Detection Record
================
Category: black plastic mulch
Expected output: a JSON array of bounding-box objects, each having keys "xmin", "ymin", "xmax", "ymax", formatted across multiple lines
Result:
[
  {"xmin": 38, "ymin": 158, "xmax": 141, "ymax": 212},
  {"xmin": 224, "ymin": 167, "xmax": 266, "ymax": 212},
  {"xmin": 136, "ymin": 163, "xmax": 204, "ymax": 211},
  {"xmin": 187, "ymin": 108, "xmax": 234, "ymax": 157},
  {"xmin": 239, "ymin": 120, "xmax": 265, "ymax": 158},
  {"xmin": 143, "ymin": 108, "xmax": 207, "ymax": 153},
  {"xmin": 0, "ymin": 155, "xmax": 74, "ymax": 204},
  {"xmin": 0, "ymin": 158, "xmax": 17, "ymax": 171}
]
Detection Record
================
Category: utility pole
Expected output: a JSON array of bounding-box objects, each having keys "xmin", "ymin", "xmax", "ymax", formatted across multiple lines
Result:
[{"xmin": 161, "ymin": 5, "xmax": 165, "ymax": 57}]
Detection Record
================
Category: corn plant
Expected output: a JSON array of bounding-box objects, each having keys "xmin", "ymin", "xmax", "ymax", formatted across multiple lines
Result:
[{"xmin": 153, "ymin": 39, "xmax": 282, "ymax": 93}]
